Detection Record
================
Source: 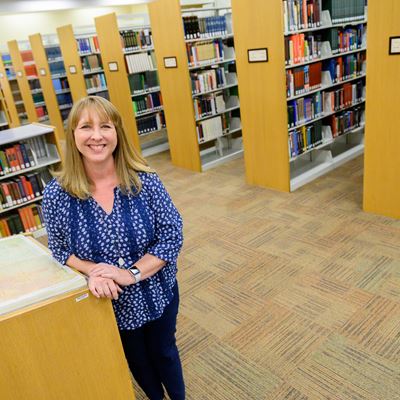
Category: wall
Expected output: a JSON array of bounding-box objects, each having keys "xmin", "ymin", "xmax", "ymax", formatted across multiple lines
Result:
[{"xmin": 0, "ymin": 4, "xmax": 148, "ymax": 51}]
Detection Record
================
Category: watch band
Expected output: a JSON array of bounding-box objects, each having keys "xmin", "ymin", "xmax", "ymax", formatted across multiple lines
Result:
[{"xmin": 128, "ymin": 266, "xmax": 142, "ymax": 284}]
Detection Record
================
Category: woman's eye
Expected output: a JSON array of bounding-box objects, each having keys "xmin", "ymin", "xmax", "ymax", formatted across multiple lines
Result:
[
  {"xmin": 80, "ymin": 124, "xmax": 90, "ymax": 129},
  {"xmin": 102, "ymin": 124, "xmax": 112, "ymax": 129}
]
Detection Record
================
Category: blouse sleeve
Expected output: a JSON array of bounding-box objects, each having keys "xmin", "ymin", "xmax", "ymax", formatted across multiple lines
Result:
[
  {"xmin": 146, "ymin": 174, "xmax": 183, "ymax": 264},
  {"xmin": 42, "ymin": 181, "xmax": 73, "ymax": 265}
]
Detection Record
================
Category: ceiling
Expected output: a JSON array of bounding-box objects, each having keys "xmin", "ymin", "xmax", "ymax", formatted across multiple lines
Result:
[{"xmin": 0, "ymin": 0, "xmax": 152, "ymax": 15}]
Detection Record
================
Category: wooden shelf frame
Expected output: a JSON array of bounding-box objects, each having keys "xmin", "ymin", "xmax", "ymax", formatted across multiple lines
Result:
[
  {"xmin": 7, "ymin": 41, "xmax": 38, "ymax": 124},
  {"xmin": 363, "ymin": 0, "xmax": 400, "ymax": 219},
  {"xmin": 94, "ymin": 13, "xmax": 141, "ymax": 151},
  {"xmin": 57, "ymin": 25, "xmax": 87, "ymax": 102},
  {"xmin": 29, "ymin": 33, "xmax": 65, "ymax": 141},
  {"xmin": 0, "ymin": 53, "xmax": 20, "ymax": 127},
  {"xmin": 148, "ymin": 0, "xmax": 201, "ymax": 172}
]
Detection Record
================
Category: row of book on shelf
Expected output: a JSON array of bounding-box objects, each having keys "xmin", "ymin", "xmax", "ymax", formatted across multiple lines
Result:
[
  {"xmin": 120, "ymin": 29, "xmax": 153, "ymax": 51},
  {"xmin": 283, "ymin": 0, "xmax": 365, "ymax": 33},
  {"xmin": 85, "ymin": 73, "xmax": 107, "ymax": 91},
  {"xmin": 191, "ymin": 67, "xmax": 227, "ymax": 95},
  {"xmin": 0, "ymin": 135, "xmax": 50, "ymax": 176},
  {"xmin": 194, "ymin": 93, "xmax": 226, "ymax": 120},
  {"xmin": 132, "ymin": 92, "xmax": 163, "ymax": 115},
  {"xmin": 77, "ymin": 36, "xmax": 100, "ymax": 54},
  {"xmin": 183, "ymin": 15, "xmax": 230, "ymax": 40},
  {"xmin": 45, "ymin": 45, "xmax": 62, "ymax": 60},
  {"xmin": 0, "ymin": 170, "xmax": 50, "ymax": 211},
  {"xmin": 284, "ymin": 24, "xmax": 365, "ymax": 65},
  {"xmin": 289, "ymin": 105, "xmax": 363, "ymax": 157},
  {"xmin": 324, "ymin": 0, "xmax": 366, "ymax": 24},
  {"xmin": 287, "ymin": 81, "xmax": 364, "ymax": 127},
  {"xmin": 283, "ymin": 0, "xmax": 322, "ymax": 33},
  {"xmin": 0, "ymin": 203, "xmax": 45, "ymax": 237},
  {"xmin": 137, "ymin": 112, "xmax": 165, "ymax": 135},
  {"xmin": 196, "ymin": 114, "xmax": 234, "ymax": 143},
  {"xmin": 286, "ymin": 53, "xmax": 365, "ymax": 98},
  {"xmin": 186, "ymin": 39, "xmax": 225, "ymax": 66},
  {"xmin": 82, "ymin": 54, "xmax": 102, "ymax": 72},
  {"xmin": 125, "ymin": 52, "xmax": 157, "ymax": 74},
  {"xmin": 128, "ymin": 70, "xmax": 159, "ymax": 94}
]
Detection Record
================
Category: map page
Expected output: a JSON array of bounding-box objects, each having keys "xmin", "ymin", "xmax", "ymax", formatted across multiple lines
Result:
[{"xmin": 0, "ymin": 235, "xmax": 87, "ymax": 315}]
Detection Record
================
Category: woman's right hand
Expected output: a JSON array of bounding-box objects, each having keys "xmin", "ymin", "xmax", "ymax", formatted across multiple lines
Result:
[{"xmin": 88, "ymin": 275, "xmax": 123, "ymax": 300}]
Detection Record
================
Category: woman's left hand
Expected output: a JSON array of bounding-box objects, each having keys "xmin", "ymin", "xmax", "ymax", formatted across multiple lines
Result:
[{"xmin": 90, "ymin": 263, "xmax": 135, "ymax": 286}]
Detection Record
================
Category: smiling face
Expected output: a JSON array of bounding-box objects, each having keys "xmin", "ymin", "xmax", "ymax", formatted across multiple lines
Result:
[{"xmin": 74, "ymin": 108, "xmax": 118, "ymax": 166}]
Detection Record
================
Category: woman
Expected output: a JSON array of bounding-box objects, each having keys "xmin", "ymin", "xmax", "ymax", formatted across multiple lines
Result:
[{"xmin": 42, "ymin": 96, "xmax": 185, "ymax": 400}]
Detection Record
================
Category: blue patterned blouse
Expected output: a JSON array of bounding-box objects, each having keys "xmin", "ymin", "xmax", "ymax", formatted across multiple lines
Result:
[{"xmin": 42, "ymin": 172, "xmax": 183, "ymax": 330}]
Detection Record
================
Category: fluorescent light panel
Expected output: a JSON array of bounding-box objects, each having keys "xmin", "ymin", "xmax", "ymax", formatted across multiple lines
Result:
[{"xmin": 0, "ymin": 1, "xmax": 152, "ymax": 14}]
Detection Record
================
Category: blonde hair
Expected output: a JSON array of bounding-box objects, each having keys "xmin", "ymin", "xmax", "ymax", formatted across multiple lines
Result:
[{"xmin": 57, "ymin": 96, "xmax": 153, "ymax": 199}]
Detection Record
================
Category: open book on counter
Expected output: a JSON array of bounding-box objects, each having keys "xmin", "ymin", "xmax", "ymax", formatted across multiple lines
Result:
[{"xmin": 0, "ymin": 235, "xmax": 87, "ymax": 316}]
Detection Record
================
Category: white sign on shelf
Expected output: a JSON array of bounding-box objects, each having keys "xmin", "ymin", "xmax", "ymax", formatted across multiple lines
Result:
[
  {"xmin": 389, "ymin": 37, "xmax": 400, "ymax": 55},
  {"xmin": 108, "ymin": 62, "xmax": 118, "ymax": 72},
  {"xmin": 39, "ymin": 68, "xmax": 46, "ymax": 76},
  {"xmin": 69, "ymin": 65, "xmax": 77, "ymax": 74},
  {"xmin": 248, "ymin": 48, "xmax": 268, "ymax": 63},
  {"xmin": 164, "ymin": 56, "xmax": 177, "ymax": 69}
]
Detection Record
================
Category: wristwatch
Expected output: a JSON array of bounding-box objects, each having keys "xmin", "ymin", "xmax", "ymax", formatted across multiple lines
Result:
[{"xmin": 128, "ymin": 266, "xmax": 142, "ymax": 284}]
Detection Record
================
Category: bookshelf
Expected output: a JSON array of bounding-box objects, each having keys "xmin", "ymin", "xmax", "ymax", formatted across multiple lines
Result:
[
  {"xmin": 232, "ymin": 0, "xmax": 367, "ymax": 191},
  {"xmin": 8, "ymin": 40, "xmax": 43, "ymax": 125},
  {"xmin": 0, "ymin": 123, "xmax": 62, "ymax": 238},
  {"xmin": 148, "ymin": 0, "xmax": 242, "ymax": 171},
  {"xmin": 0, "ymin": 52, "xmax": 28, "ymax": 127},
  {"xmin": 0, "ymin": 88, "xmax": 10, "ymax": 131},
  {"xmin": 29, "ymin": 33, "xmax": 66, "ymax": 141},
  {"xmin": 0, "ymin": 54, "xmax": 20, "ymax": 128},
  {"xmin": 363, "ymin": 0, "xmax": 400, "ymax": 219},
  {"xmin": 58, "ymin": 26, "xmax": 111, "ymax": 101},
  {"xmin": 75, "ymin": 32, "xmax": 110, "ymax": 99},
  {"xmin": 43, "ymin": 40, "xmax": 74, "ymax": 127},
  {"xmin": 94, "ymin": 13, "xmax": 141, "ymax": 152},
  {"xmin": 95, "ymin": 12, "xmax": 170, "ymax": 157},
  {"xmin": 57, "ymin": 25, "xmax": 87, "ymax": 102}
]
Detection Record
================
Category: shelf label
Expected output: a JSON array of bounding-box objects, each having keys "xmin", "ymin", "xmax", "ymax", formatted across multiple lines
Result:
[
  {"xmin": 108, "ymin": 61, "xmax": 118, "ymax": 72},
  {"xmin": 389, "ymin": 37, "xmax": 400, "ymax": 55},
  {"xmin": 164, "ymin": 56, "xmax": 177, "ymax": 69},
  {"xmin": 248, "ymin": 48, "xmax": 268, "ymax": 63},
  {"xmin": 75, "ymin": 293, "xmax": 89, "ymax": 302},
  {"xmin": 0, "ymin": 73, "xmax": 3, "ymax": 78},
  {"xmin": 69, "ymin": 65, "xmax": 77, "ymax": 74},
  {"xmin": 39, "ymin": 68, "xmax": 46, "ymax": 76},
  {"xmin": 17, "ymin": 71, "xmax": 23, "ymax": 77}
]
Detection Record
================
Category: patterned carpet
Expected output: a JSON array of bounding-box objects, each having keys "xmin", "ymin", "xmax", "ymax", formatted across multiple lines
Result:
[
  {"xmin": 41, "ymin": 152, "xmax": 400, "ymax": 399},
  {"xmin": 144, "ymin": 153, "xmax": 400, "ymax": 400}
]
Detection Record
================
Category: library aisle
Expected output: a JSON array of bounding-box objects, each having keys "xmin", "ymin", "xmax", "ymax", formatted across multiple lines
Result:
[{"xmin": 129, "ymin": 151, "xmax": 400, "ymax": 400}]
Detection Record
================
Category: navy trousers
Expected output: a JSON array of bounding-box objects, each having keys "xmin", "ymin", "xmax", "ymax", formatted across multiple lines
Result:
[{"xmin": 119, "ymin": 284, "xmax": 185, "ymax": 400}]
